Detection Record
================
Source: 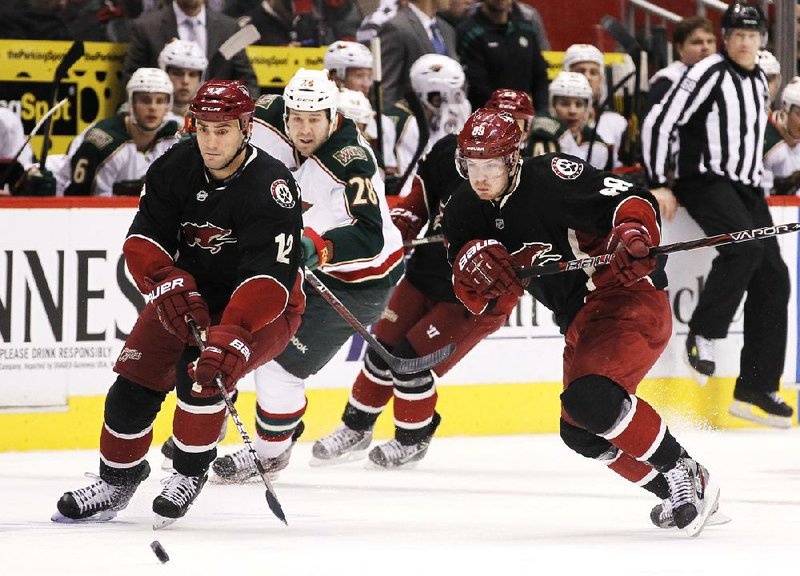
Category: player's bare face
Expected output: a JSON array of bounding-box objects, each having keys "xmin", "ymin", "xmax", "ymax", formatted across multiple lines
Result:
[
  {"xmin": 570, "ymin": 62, "xmax": 603, "ymax": 99},
  {"xmin": 467, "ymin": 158, "xmax": 509, "ymax": 200},
  {"xmin": 167, "ymin": 66, "xmax": 203, "ymax": 106},
  {"xmin": 787, "ymin": 105, "xmax": 800, "ymax": 139},
  {"xmin": 553, "ymin": 96, "xmax": 587, "ymax": 134},
  {"xmin": 677, "ymin": 28, "xmax": 716, "ymax": 66},
  {"xmin": 195, "ymin": 119, "xmax": 245, "ymax": 174},
  {"xmin": 176, "ymin": 0, "xmax": 203, "ymax": 16},
  {"xmin": 725, "ymin": 29, "xmax": 761, "ymax": 70},
  {"xmin": 286, "ymin": 109, "xmax": 331, "ymax": 157},
  {"xmin": 345, "ymin": 68, "xmax": 373, "ymax": 97},
  {"xmin": 132, "ymin": 93, "xmax": 170, "ymax": 131}
]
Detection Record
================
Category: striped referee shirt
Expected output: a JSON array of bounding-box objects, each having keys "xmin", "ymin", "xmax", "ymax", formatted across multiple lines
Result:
[{"xmin": 642, "ymin": 51, "xmax": 770, "ymax": 188}]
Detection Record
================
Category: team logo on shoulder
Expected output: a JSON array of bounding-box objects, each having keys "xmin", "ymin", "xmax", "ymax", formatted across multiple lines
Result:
[
  {"xmin": 85, "ymin": 128, "xmax": 113, "ymax": 150},
  {"xmin": 182, "ymin": 221, "xmax": 237, "ymax": 254},
  {"xmin": 333, "ymin": 146, "xmax": 368, "ymax": 166},
  {"xmin": 512, "ymin": 242, "xmax": 562, "ymax": 268},
  {"xmin": 255, "ymin": 94, "xmax": 279, "ymax": 108},
  {"xmin": 551, "ymin": 156, "xmax": 584, "ymax": 180},
  {"xmin": 271, "ymin": 179, "xmax": 295, "ymax": 208}
]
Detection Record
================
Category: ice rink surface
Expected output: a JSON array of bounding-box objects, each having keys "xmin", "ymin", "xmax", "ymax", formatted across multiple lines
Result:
[{"xmin": 1, "ymin": 428, "xmax": 798, "ymax": 576}]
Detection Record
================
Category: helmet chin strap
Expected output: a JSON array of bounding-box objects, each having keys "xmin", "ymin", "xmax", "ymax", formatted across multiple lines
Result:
[{"xmin": 214, "ymin": 132, "xmax": 251, "ymax": 173}]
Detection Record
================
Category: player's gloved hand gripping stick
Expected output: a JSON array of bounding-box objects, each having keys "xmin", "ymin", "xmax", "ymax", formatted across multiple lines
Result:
[
  {"xmin": 187, "ymin": 320, "xmax": 288, "ymax": 526},
  {"xmin": 517, "ymin": 222, "xmax": 800, "ymax": 279}
]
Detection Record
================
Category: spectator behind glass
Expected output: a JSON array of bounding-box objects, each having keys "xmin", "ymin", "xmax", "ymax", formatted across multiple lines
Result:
[
  {"xmin": 0, "ymin": 0, "xmax": 73, "ymax": 40},
  {"xmin": 123, "ymin": 0, "xmax": 259, "ymax": 97},
  {"xmin": 763, "ymin": 78, "xmax": 800, "ymax": 196},
  {"xmin": 379, "ymin": 0, "xmax": 458, "ymax": 108},
  {"xmin": 646, "ymin": 16, "xmax": 715, "ymax": 114},
  {"xmin": 457, "ymin": 0, "xmax": 548, "ymax": 114},
  {"xmin": 236, "ymin": 0, "xmax": 362, "ymax": 46}
]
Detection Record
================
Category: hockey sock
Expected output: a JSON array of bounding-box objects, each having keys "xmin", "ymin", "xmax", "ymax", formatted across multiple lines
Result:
[
  {"xmin": 393, "ymin": 369, "xmax": 438, "ymax": 445},
  {"xmin": 253, "ymin": 398, "xmax": 307, "ymax": 458},
  {"xmin": 344, "ymin": 347, "xmax": 393, "ymax": 430}
]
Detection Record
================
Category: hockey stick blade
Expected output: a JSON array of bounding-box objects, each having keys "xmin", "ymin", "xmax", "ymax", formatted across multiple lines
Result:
[
  {"xmin": 303, "ymin": 268, "xmax": 455, "ymax": 375},
  {"xmin": 404, "ymin": 234, "xmax": 444, "ymax": 248},
  {"xmin": 517, "ymin": 222, "xmax": 800, "ymax": 279},
  {"xmin": 219, "ymin": 24, "xmax": 261, "ymax": 61},
  {"xmin": 188, "ymin": 322, "xmax": 288, "ymax": 526},
  {"xmin": 55, "ymin": 41, "xmax": 85, "ymax": 82}
]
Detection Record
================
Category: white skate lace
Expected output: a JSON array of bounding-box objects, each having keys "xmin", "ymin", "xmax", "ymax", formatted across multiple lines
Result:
[
  {"xmin": 317, "ymin": 426, "xmax": 365, "ymax": 456},
  {"xmin": 657, "ymin": 497, "xmax": 673, "ymax": 524},
  {"xmin": 159, "ymin": 473, "xmax": 199, "ymax": 508},
  {"xmin": 664, "ymin": 459, "xmax": 695, "ymax": 509},
  {"xmin": 376, "ymin": 440, "xmax": 416, "ymax": 464},
  {"xmin": 694, "ymin": 335, "xmax": 714, "ymax": 361},
  {"xmin": 228, "ymin": 448, "xmax": 256, "ymax": 472},
  {"xmin": 71, "ymin": 473, "xmax": 119, "ymax": 512},
  {"xmin": 768, "ymin": 392, "xmax": 788, "ymax": 406}
]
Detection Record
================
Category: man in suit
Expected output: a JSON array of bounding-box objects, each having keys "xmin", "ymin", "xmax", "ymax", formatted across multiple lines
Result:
[
  {"xmin": 123, "ymin": 0, "xmax": 259, "ymax": 98},
  {"xmin": 379, "ymin": 0, "xmax": 458, "ymax": 108}
]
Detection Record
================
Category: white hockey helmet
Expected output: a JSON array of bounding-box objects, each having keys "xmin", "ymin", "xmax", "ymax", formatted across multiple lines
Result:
[
  {"xmin": 158, "ymin": 39, "xmax": 208, "ymax": 72},
  {"xmin": 283, "ymin": 68, "xmax": 340, "ymax": 136},
  {"xmin": 548, "ymin": 71, "xmax": 593, "ymax": 118},
  {"xmin": 757, "ymin": 50, "xmax": 780, "ymax": 77},
  {"xmin": 323, "ymin": 41, "xmax": 374, "ymax": 80},
  {"xmin": 562, "ymin": 44, "xmax": 605, "ymax": 75},
  {"xmin": 336, "ymin": 88, "xmax": 374, "ymax": 125},
  {"xmin": 781, "ymin": 77, "xmax": 800, "ymax": 115},
  {"xmin": 127, "ymin": 67, "xmax": 173, "ymax": 104},
  {"xmin": 409, "ymin": 54, "xmax": 466, "ymax": 111}
]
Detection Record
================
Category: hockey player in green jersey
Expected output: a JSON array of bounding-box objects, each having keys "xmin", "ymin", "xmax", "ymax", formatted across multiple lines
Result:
[
  {"xmin": 210, "ymin": 68, "xmax": 404, "ymax": 483},
  {"xmin": 62, "ymin": 68, "xmax": 180, "ymax": 196}
]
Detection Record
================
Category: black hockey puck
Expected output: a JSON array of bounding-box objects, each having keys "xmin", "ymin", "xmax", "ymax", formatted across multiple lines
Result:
[{"xmin": 150, "ymin": 540, "xmax": 170, "ymax": 564}]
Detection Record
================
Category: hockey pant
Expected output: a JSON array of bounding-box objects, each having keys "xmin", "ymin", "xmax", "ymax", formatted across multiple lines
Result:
[
  {"xmin": 104, "ymin": 303, "xmax": 299, "ymax": 480},
  {"xmin": 559, "ymin": 288, "xmax": 678, "ymax": 499},
  {"xmin": 250, "ymin": 280, "xmax": 392, "ymax": 458},
  {"xmin": 344, "ymin": 279, "xmax": 517, "ymax": 445}
]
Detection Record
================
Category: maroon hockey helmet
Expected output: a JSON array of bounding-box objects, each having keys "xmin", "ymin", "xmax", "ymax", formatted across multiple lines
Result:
[
  {"xmin": 189, "ymin": 79, "xmax": 255, "ymax": 131},
  {"xmin": 485, "ymin": 89, "xmax": 534, "ymax": 122},
  {"xmin": 456, "ymin": 108, "xmax": 522, "ymax": 178}
]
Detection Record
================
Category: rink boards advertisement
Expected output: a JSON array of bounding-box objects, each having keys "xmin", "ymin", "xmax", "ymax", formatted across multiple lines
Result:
[{"xmin": 1, "ymin": 199, "xmax": 799, "ymax": 406}]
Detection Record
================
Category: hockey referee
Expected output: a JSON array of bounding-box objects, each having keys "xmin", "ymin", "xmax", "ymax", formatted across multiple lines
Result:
[{"xmin": 642, "ymin": 2, "xmax": 793, "ymax": 427}]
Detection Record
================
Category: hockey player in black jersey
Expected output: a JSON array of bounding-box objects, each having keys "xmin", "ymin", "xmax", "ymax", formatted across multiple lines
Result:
[
  {"xmin": 311, "ymin": 90, "xmax": 534, "ymax": 469},
  {"xmin": 444, "ymin": 108, "xmax": 722, "ymax": 536},
  {"xmin": 53, "ymin": 79, "xmax": 306, "ymax": 529}
]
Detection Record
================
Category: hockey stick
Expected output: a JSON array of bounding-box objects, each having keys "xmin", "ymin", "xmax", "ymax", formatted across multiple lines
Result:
[
  {"xmin": 517, "ymin": 222, "xmax": 800, "ymax": 279},
  {"xmin": 370, "ymin": 36, "xmax": 384, "ymax": 160},
  {"xmin": 217, "ymin": 23, "xmax": 261, "ymax": 62},
  {"xmin": 39, "ymin": 41, "xmax": 84, "ymax": 170},
  {"xmin": 389, "ymin": 90, "xmax": 430, "ymax": 196},
  {"xmin": 303, "ymin": 267, "xmax": 455, "ymax": 374},
  {"xmin": 403, "ymin": 233, "xmax": 444, "ymax": 248},
  {"xmin": 188, "ymin": 321, "xmax": 288, "ymax": 526},
  {"xmin": 0, "ymin": 96, "xmax": 70, "ymax": 185}
]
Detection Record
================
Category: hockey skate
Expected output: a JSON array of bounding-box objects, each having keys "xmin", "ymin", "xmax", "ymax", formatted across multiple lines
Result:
[
  {"xmin": 152, "ymin": 471, "xmax": 208, "ymax": 529},
  {"xmin": 52, "ymin": 461, "xmax": 151, "ymax": 523},
  {"xmin": 211, "ymin": 421, "xmax": 304, "ymax": 484},
  {"xmin": 662, "ymin": 457, "xmax": 720, "ymax": 537},
  {"xmin": 685, "ymin": 332, "xmax": 715, "ymax": 386},
  {"xmin": 310, "ymin": 425, "xmax": 373, "ymax": 466},
  {"xmin": 728, "ymin": 390, "xmax": 793, "ymax": 429},
  {"xmin": 367, "ymin": 438, "xmax": 432, "ymax": 469},
  {"xmin": 650, "ymin": 497, "xmax": 730, "ymax": 529}
]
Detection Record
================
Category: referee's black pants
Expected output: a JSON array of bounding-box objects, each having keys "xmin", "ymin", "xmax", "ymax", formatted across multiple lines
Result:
[{"xmin": 675, "ymin": 175, "xmax": 790, "ymax": 393}]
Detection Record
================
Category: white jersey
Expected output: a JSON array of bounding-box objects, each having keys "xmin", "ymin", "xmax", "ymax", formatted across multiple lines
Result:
[
  {"xmin": 0, "ymin": 107, "xmax": 33, "ymax": 167},
  {"xmin": 558, "ymin": 128, "xmax": 612, "ymax": 171},
  {"xmin": 251, "ymin": 96, "xmax": 403, "ymax": 285},
  {"xmin": 763, "ymin": 112, "xmax": 800, "ymax": 193},
  {"xmin": 365, "ymin": 114, "xmax": 397, "ymax": 170},
  {"xmin": 593, "ymin": 110, "xmax": 627, "ymax": 169}
]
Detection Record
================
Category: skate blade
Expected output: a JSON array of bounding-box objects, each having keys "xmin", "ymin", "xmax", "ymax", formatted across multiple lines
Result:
[
  {"xmin": 728, "ymin": 401, "xmax": 792, "ymax": 429},
  {"xmin": 364, "ymin": 459, "xmax": 421, "ymax": 471},
  {"xmin": 684, "ymin": 483, "xmax": 721, "ymax": 538},
  {"xmin": 51, "ymin": 510, "xmax": 117, "ymax": 523},
  {"xmin": 706, "ymin": 510, "xmax": 732, "ymax": 527},
  {"xmin": 153, "ymin": 514, "xmax": 179, "ymax": 530},
  {"xmin": 209, "ymin": 471, "xmax": 278, "ymax": 485},
  {"xmin": 683, "ymin": 356, "xmax": 710, "ymax": 386},
  {"xmin": 309, "ymin": 449, "xmax": 369, "ymax": 467}
]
